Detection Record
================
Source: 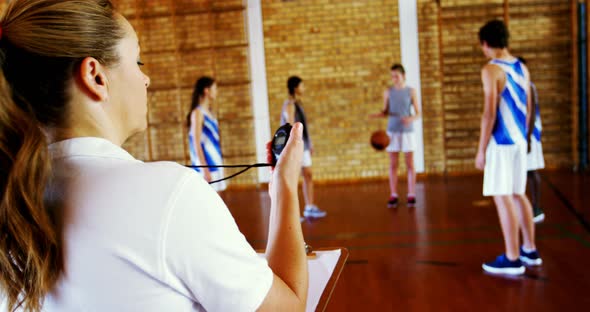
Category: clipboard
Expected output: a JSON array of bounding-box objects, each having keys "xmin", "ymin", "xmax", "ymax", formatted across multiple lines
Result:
[
  {"xmin": 258, "ymin": 247, "xmax": 348, "ymax": 312},
  {"xmin": 310, "ymin": 248, "xmax": 349, "ymax": 312}
]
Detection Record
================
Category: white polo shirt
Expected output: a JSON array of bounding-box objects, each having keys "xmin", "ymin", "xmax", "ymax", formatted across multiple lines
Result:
[{"xmin": 42, "ymin": 137, "xmax": 273, "ymax": 312}]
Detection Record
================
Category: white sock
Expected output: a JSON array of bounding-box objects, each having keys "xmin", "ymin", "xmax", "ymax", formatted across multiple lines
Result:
[{"xmin": 522, "ymin": 246, "xmax": 536, "ymax": 253}]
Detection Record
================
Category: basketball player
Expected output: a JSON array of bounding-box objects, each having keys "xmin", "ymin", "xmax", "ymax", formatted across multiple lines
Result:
[
  {"xmin": 476, "ymin": 20, "xmax": 542, "ymax": 275},
  {"xmin": 517, "ymin": 56, "xmax": 546, "ymax": 223},
  {"xmin": 281, "ymin": 76, "xmax": 327, "ymax": 221},
  {"xmin": 370, "ymin": 64, "xmax": 420, "ymax": 208}
]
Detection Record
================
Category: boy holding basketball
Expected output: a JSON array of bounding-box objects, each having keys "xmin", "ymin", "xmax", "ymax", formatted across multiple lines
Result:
[
  {"xmin": 476, "ymin": 20, "xmax": 542, "ymax": 275},
  {"xmin": 370, "ymin": 64, "xmax": 420, "ymax": 207}
]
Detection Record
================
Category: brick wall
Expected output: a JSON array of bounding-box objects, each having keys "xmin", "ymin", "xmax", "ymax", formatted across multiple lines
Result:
[
  {"xmin": 509, "ymin": 0, "xmax": 574, "ymax": 168},
  {"xmin": 262, "ymin": 0, "xmax": 402, "ymax": 182},
  {"xmin": 417, "ymin": 0, "xmax": 445, "ymax": 174},
  {"xmin": 439, "ymin": 0, "xmax": 506, "ymax": 173},
  {"xmin": 114, "ymin": 0, "xmax": 258, "ymax": 185},
  {"xmin": 0, "ymin": 0, "xmax": 582, "ymax": 186}
]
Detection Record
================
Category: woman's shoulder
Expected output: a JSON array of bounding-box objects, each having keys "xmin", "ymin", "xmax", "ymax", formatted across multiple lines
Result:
[
  {"xmin": 119, "ymin": 161, "xmax": 213, "ymax": 209},
  {"xmin": 190, "ymin": 108, "xmax": 204, "ymax": 121},
  {"xmin": 124, "ymin": 161, "xmax": 202, "ymax": 187},
  {"xmin": 143, "ymin": 160, "xmax": 198, "ymax": 174}
]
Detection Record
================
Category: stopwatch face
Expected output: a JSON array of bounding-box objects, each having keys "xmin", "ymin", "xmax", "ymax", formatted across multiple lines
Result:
[{"xmin": 271, "ymin": 124, "xmax": 292, "ymax": 164}]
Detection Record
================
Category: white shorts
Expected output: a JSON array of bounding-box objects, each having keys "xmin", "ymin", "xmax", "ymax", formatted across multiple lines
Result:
[
  {"xmin": 195, "ymin": 169, "xmax": 227, "ymax": 192},
  {"xmin": 527, "ymin": 139, "xmax": 545, "ymax": 171},
  {"xmin": 483, "ymin": 139, "xmax": 527, "ymax": 196},
  {"xmin": 302, "ymin": 150, "xmax": 312, "ymax": 168},
  {"xmin": 386, "ymin": 132, "xmax": 415, "ymax": 153}
]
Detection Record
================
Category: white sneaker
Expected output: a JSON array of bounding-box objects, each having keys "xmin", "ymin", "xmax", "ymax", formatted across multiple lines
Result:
[
  {"xmin": 533, "ymin": 212, "xmax": 545, "ymax": 224},
  {"xmin": 533, "ymin": 207, "xmax": 545, "ymax": 223},
  {"xmin": 303, "ymin": 205, "xmax": 327, "ymax": 218}
]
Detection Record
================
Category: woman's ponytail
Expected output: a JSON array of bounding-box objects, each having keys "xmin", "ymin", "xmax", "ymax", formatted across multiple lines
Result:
[
  {"xmin": 0, "ymin": 68, "xmax": 60, "ymax": 312},
  {"xmin": 0, "ymin": 0, "xmax": 124, "ymax": 309}
]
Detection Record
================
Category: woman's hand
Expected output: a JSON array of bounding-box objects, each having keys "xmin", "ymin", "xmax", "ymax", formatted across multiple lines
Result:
[
  {"xmin": 259, "ymin": 122, "xmax": 308, "ymax": 312},
  {"xmin": 267, "ymin": 123, "xmax": 304, "ymax": 197}
]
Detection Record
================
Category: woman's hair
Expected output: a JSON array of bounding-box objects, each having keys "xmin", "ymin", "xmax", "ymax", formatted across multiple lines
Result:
[
  {"xmin": 0, "ymin": 1, "xmax": 124, "ymax": 310},
  {"xmin": 187, "ymin": 76, "xmax": 215, "ymax": 127},
  {"xmin": 287, "ymin": 76, "xmax": 302, "ymax": 96},
  {"xmin": 390, "ymin": 63, "xmax": 405, "ymax": 75}
]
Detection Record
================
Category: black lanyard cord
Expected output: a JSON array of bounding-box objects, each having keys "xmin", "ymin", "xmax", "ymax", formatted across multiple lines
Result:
[{"xmin": 185, "ymin": 163, "xmax": 272, "ymax": 184}]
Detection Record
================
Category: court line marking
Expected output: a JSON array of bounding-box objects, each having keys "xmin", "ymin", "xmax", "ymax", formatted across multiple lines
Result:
[
  {"xmin": 343, "ymin": 233, "xmax": 572, "ymax": 250},
  {"xmin": 299, "ymin": 222, "xmax": 575, "ymax": 241},
  {"xmin": 248, "ymin": 222, "xmax": 581, "ymax": 247},
  {"xmin": 555, "ymin": 224, "xmax": 590, "ymax": 248},
  {"xmin": 415, "ymin": 260, "xmax": 459, "ymax": 266},
  {"xmin": 542, "ymin": 173, "xmax": 590, "ymax": 234}
]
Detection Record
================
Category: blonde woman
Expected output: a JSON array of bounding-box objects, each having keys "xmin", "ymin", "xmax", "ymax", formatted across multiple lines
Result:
[{"xmin": 0, "ymin": 1, "xmax": 307, "ymax": 311}]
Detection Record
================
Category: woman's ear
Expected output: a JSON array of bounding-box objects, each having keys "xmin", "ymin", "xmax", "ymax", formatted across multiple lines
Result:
[{"xmin": 77, "ymin": 57, "xmax": 109, "ymax": 102}]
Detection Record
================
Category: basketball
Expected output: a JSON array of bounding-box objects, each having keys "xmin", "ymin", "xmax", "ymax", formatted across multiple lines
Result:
[{"xmin": 370, "ymin": 130, "xmax": 390, "ymax": 151}]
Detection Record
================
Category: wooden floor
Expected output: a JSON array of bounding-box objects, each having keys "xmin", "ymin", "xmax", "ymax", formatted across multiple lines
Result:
[{"xmin": 222, "ymin": 170, "xmax": 590, "ymax": 312}]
